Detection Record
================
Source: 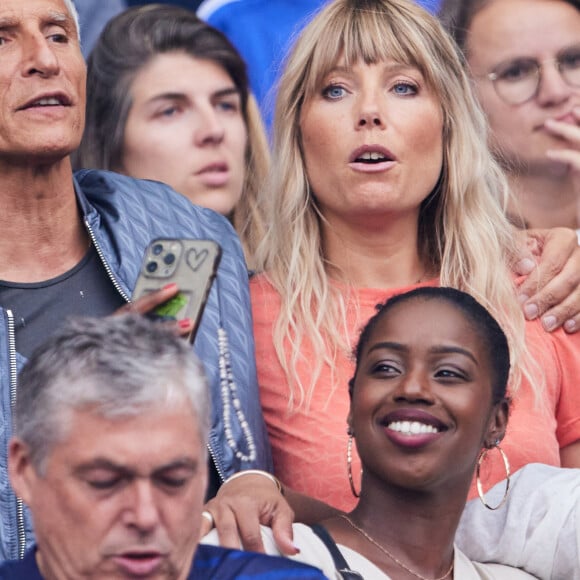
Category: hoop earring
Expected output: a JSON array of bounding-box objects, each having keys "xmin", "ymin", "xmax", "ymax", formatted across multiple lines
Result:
[
  {"xmin": 476, "ymin": 443, "xmax": 510, "ymax": 510},
  {"xmin": 347, "ymin": 434, "xmax": 361, "ymax": 498}
]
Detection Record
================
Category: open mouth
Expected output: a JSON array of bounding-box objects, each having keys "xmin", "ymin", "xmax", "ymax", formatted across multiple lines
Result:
[
  {"xmin": 19, "ymin": 94, "xmax": 71, "ymax": 110},
  {"xmin": 386, "ymin": 420, "xmax": 441, "ymax": 436},
  {"xmin": 355, "ymin": 151, "xmax": 392, "ymax": 164}
]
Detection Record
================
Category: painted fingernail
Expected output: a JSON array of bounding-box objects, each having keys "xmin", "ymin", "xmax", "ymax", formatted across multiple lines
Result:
[
  {"xmin": 542, "ymin": 315, "xmax": 557, "ymax": 331},
  {"xmin": 163, "ymin": 283, "xmax": 178, "ymax": 291},
  {"xmin": 564, "ymin": 319, "xmax": 577, "ymax": 333},
  {"xmin": 524, "ymin": 303, "xmax": 539, "ymax": 320},
  {"xmin": 178, "ymin": 318, "xmax": 192, "ymax": 329}
]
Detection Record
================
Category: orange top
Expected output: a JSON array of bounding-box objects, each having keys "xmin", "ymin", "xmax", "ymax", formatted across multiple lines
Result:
[{"xmin": 251, "ymin": 274, "xmax": 580, "ymax": 511}]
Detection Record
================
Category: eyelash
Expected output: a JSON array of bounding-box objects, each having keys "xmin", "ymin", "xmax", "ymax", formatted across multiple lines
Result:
[{"xmin": 321, "ymin": 80, "xmax": 419, "ymax": 100}]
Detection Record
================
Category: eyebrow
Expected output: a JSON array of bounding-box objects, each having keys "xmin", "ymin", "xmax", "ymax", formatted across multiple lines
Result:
[
  {"xmin": 368, "ymin": 341, "xmax": 478, "ymax": 365},
  {"xmin": 147, "ymin": 87, "xmax": 240, "ymax": 102},
  {"xmin": 74, "ymin": 457, "xmax": 200, "ymax": 477},
  {"xmin": 0, "ymin": 11, "xmax": 71, "ymax": 31}
]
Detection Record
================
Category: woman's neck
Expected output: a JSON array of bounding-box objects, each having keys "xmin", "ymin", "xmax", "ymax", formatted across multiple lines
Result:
[
  {"xmin": 508, "ymin": 170, "xmax": 579, "ymax": 230},
  {"xmin": 324, "ymin": 479, "xmax": 464, "ymax": 579},
  {"xmin": 321, "ymin": 213, "xmax": 429, "ymax": 289}
]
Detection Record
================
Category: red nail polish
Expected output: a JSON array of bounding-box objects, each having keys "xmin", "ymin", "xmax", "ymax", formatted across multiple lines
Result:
[
  {"xmin": 163, "ymin": 283, "xmax": 178, "ymax": 291},
  {"xmin": 178, "ymin": 318, "xmax": 192, "ymax": 329}
]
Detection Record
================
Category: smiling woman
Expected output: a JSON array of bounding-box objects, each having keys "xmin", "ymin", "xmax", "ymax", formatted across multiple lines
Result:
[{"xmin": 73, "ymin": 4, "xmax": 270, "ymax": 266}]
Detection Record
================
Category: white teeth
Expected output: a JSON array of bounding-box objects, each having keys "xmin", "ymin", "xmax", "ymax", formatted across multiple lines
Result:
[
  {"xmin": 387, "ymin": 421, "xmax": 439, "ymax": 435},
  {"xmin": 34, "ymin": 97, "xmax": 61, "ymax": 106},
  {"xmin": 358, "ymin": 151, "xmax": 386, "ymax": 161}
]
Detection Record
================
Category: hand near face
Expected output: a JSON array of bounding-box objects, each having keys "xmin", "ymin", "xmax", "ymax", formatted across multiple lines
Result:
[{"xmin": 545, "ymin": 107, "xmax": 580, "ymax": 225}]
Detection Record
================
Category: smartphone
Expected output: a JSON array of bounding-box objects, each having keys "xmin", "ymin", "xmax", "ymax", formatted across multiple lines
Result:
[{"xmin": 132, "ymin": 238, "xmax": 222, "ymax": 343}]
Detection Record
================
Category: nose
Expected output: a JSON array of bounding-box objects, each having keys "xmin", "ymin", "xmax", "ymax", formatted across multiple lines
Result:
[
  {"xmin": 393, "ymin": 368, "xmax": 435, "ymax": 405},
  {"xmin": 123, "ymin": 481, "xmax": 160, "ymax": 534},
  {"xmin": 194, "ymin": 105, "xmax": 225, "ymax": 146},
  {"xmin": 536, "ymin": 61, "xmax": 572, "ymax": 107},
  {"xmin": 356, "ymin": 90, "xmax": 386, "ymax": 130},
  {"xmin": 21, "ymin": 33, "xmax": 60, "ymax": 78}
]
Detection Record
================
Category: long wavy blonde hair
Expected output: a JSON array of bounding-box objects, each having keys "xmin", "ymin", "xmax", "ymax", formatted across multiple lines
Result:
[{"xmin": 254, "ymin": 0, "xmax": 531, "ymax": 411}]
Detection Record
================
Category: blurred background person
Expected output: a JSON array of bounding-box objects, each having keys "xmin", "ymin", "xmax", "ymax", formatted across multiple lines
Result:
[
  {"xmin": 74, "ymin": 5, "xmax": 270, "ymax": 267},
  {"xmin": 439, "ymin": 0, "xmax": 580, "ymax": 234}
]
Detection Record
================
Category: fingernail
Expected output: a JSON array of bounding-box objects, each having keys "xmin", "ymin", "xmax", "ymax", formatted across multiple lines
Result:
[
  {"xmin": 524, "ymin": 303, "xmax": 539, "ymax": 320},
  {"xmin": 518, "ymin": 293, "xmax": 529, "ymax": 305},
  {"xmin": 163, "ymin": 283, "xmax": 178, "ymax": 291},
  {"xmin": 542, "ymin": 315, "xmax": 557, "ymax": 331},
  {"xmin": 178, "ymin": 318, "xmax": 192, "ymax": 329},
  {"xmin": 516, "ymin": 258, "xmax": 535, "ymax": 275},
  {"xmin": 564, "ymin": 319, "xmax": 577, "ymax": 333}
]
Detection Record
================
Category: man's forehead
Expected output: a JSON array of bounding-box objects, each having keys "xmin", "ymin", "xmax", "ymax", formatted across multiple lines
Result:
[{"xmin": 0, "ymin": 0, "xmax": 74, "ymax": 28}]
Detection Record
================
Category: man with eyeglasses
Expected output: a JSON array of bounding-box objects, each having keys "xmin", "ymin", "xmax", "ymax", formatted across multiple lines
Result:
[{"xmin": 440, "ymin": 0, "xmax": 580, "ymax": 236}]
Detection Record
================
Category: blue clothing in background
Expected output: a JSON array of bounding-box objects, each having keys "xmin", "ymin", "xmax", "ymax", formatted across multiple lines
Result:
[
  {"xmin": 197, "ymin": 0, "xmax": 442, "ymax": 129},
  {"xmin": 0, "ymin": 545, "xmax": 329, "ymax": 579},
  {"xmin": 73, "ymin": 0, "xmax": 127, "ymax": 57}
]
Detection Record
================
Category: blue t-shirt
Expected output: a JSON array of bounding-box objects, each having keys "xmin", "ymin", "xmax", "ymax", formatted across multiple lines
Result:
[{"xmin": 0, "ymin": 545, "xmax": 328, "ymax": 579}]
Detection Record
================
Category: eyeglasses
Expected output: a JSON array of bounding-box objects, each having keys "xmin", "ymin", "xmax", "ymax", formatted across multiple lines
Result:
[{"xmin": 487, "ymin": 43, "xmax": 580, "ymax": 105}]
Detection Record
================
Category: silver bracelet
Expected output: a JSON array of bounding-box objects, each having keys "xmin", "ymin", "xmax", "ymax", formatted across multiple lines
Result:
[{"xmin": 222, "ymin": 469, "xmax": 283, "ymax": 494}]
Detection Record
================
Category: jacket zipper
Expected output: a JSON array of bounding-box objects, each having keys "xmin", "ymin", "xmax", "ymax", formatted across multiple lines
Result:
[
  {"xmin": 7, "ymin": 310, "xmax": 26, "ymax": 559},
  {"xmin": 207, "ymin": 443, "xmax": 225, "ymax": 483},
  {"xmin": 84, "ymin": 218, "xmax": 131, "ymax": 303},
  {"xmin": 84, "ymin": 218, "xmax": 226, "ymax": 480}
]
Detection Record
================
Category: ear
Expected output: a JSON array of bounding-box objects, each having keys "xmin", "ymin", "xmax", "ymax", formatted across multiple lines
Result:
[
  {"xmin": 8, "ymin": 438, "xmax": 37, "ymax": 505},
  {"xmin": 483, "ymin": 399, "xmax": 509, "ymax": 449}
]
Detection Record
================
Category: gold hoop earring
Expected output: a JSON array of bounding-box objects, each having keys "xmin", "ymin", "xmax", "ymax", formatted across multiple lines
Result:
[
  {"xmin": 347, "ymin": 434, "xmax": 361, "ymax": 498},
  {"xmin": 476, "ymin": 443, "xmax": 510, "ymax": 510}
]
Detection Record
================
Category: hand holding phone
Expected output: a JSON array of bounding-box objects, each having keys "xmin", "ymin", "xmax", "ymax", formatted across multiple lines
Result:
[{"xmin": 131, "ymin": 238, "xmax": 222, "ymax": 343}]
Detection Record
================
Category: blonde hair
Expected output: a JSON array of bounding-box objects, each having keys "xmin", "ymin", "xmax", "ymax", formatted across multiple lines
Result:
[
  {"xmin": 233, "ymin": 93, "xmax": 270, "ymax": 268},
  {"xmin": 255, "ymin": 0, "xmax": 531, "ymax": 410}
]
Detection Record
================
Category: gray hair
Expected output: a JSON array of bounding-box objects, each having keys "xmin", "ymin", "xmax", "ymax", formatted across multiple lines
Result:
[
  {"xmin": 63, "ymin": 0, "xmax": 81, "ymax": 41},
  {"xmin": 14, "ymin": 314, "xmax": 210, "ymax": 474}
]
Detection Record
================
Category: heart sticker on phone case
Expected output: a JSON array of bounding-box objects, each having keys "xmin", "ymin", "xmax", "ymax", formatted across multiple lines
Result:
[{"xmin": 186, "ymin": 248, "xmax": 209, "ymax": 272}]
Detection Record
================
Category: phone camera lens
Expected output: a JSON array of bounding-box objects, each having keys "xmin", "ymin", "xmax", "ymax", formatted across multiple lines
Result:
[
  {"xmin": 152, "ymin": 243, "xmax": 164, "ymax": 255},
  {"xmin": 164, "ymin": 253, "xmax": 176, "ymax": 265},
  {"xmin": 146, "ymin": 261, "xmax": 158, "ymax": 273}
]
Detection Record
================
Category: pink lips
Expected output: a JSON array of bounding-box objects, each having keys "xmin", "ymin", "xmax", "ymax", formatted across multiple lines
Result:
[
  {"xmin": 195, "ymin": 162, "xmax": 230, "ymax": 187},
  {"xmin": 348, "ymin": 144, "xmax": 397, "ymax": 173}
]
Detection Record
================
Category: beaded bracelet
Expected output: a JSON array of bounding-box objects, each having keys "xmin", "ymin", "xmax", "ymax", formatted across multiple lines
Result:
[{"xmin": 222, "ymin": 469, "xmax": 283, "ymax": 495}]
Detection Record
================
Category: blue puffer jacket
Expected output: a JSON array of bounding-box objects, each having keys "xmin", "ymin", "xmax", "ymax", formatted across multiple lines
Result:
[{"xmin": 0, "ymin": 170, "xmax": 273, "ymax": 561}]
